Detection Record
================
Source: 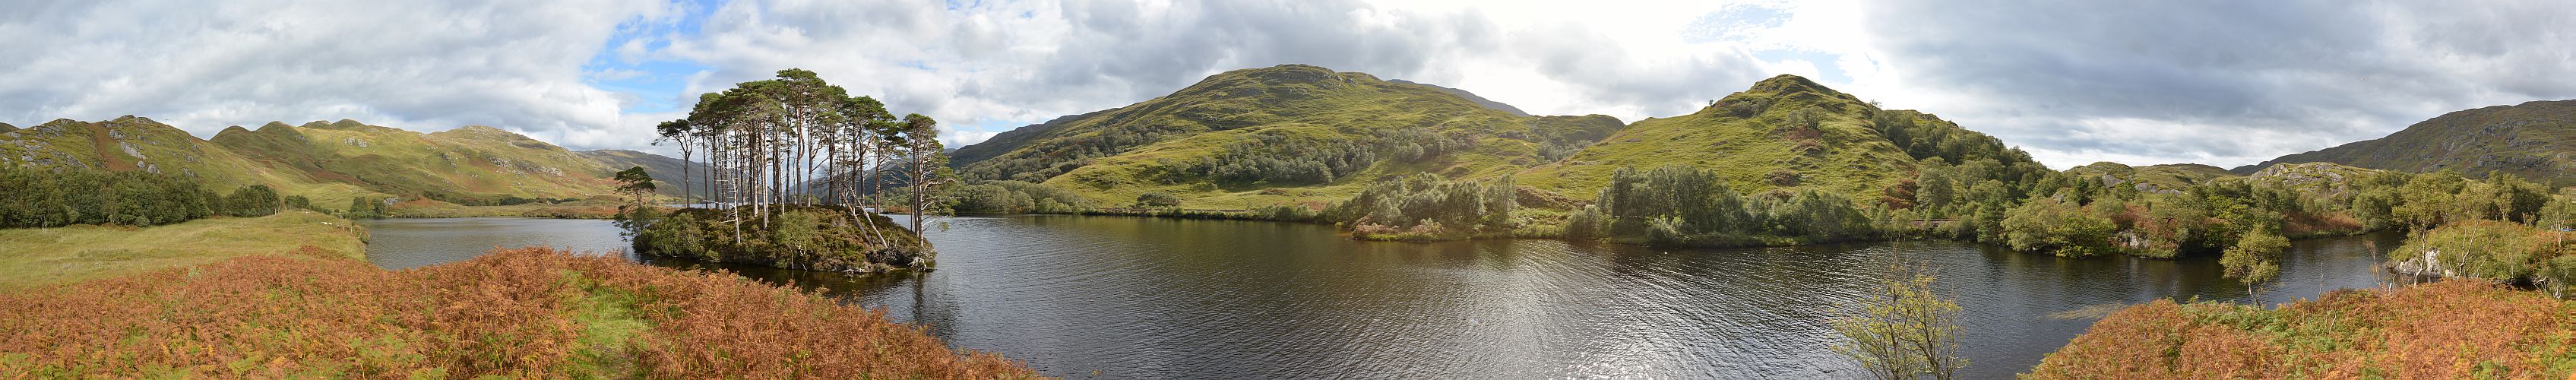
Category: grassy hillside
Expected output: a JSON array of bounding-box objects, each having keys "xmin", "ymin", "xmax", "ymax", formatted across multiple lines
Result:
[
  {"xmin": 1520, "ymin": 74, "xmax": 2027, "ymax": 201},
  {"xmin": 0, "ymin": 116, "xmax": 381, "ymax": 207},
  {"xmin": 953, "ymin": 68, "xmax": 2039, "ymax": 212},
  {"xmin": 210, "ymin": 120, "xmax": 631, "ymax": 206},
  {"xmin": 2065, "ymin": 162, "xmax": 2241, "ymax": 195},
  {"xmin": 0, "ymin": 210, "xmax": 366, "ymax": 289},
  {"xmin": 951, "ymin": 64, "xmax": 1624, "ymax": 207},
  {"xmin": 1388, "ymin": 79, "xmax": 1530, "ymax": 116},
  {"xmin": 2239, "ymin": 100, "xmax": 2576, "ymax": 185}
]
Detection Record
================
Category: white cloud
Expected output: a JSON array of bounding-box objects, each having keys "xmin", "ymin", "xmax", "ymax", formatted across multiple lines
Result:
[
  {"xmin": 6, "ymin": 0, "xmax": 2569, "ymax": 170},
  {"xmin": 0, "ymin": 0, "xmax": 673, "ymax": 150}
]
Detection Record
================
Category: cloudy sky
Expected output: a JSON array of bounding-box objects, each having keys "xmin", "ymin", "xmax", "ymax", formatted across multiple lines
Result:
[{"xmin": 4, "ymin": 0, "xmax": 2569, "ymax": 169}]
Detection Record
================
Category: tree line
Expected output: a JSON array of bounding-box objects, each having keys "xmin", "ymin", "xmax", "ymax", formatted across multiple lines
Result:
[
  {"xmin": 1323, "ymin": 173, "xmax": 1518, "ymax": 240},
  {"xmin": 0, "ymin": 166, "xmax": 289, "ymax": 228},
  {"xmin": 1564, "ymin": 166, "xmax": 1888, "ymax": 246}
]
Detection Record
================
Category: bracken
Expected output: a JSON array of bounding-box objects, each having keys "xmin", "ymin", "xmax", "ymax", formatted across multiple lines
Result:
[{"xmin": 0, "ymin": 247, "xmax": 1036, "ymax": 378}]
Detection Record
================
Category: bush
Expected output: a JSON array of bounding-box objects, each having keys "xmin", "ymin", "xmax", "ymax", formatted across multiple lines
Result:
[
  {"xmin": 1325, "ymin": 173, "xmax": 1517, "ymax": 239},
  {"xmin": 220, "ymin": 185, "xmax": 282, "ymax": 217},
  {"xmin": 2000, "ymin": 197, "xmax": 2116, "ymax": 258},
  {"xmin": 1135, "ymin": 192, "xmax": 1181, "ymax": 207},
  {"xmin": 1590, "ymin": 165, "xmax": 1881, "ymax": 246},
  {"xmin": 0, "ymin": 166, "xmax": 218, "ymax": 228}
]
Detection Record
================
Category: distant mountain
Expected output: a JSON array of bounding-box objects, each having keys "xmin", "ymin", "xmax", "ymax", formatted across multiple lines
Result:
[
  {"xmin": 948, "ymin": 64, "xmax": 1624, "ymax": 207},
  {"xmin": 2, "ymin": 116, "xmax": 704, "ymax": 209},
  {"xmin": 209, "ymin": 120, "xmax": 641, "ymax": 204},
  {"xmin": 578, "ymin": 149, "xmax": 712, "ymax": 198},
  {"xmin": 0, "ymin": 116, "xmax": 381, "ymax": 207},
  {"xmin": 0, "ymin": 122, "xmax": 16, "ymax": 133},
  {"xmin": 2237, "ymin": 100, "xmax": 2576, "ymax": 185},
  {"xmin": 1388, "ymin": 79, "xmax": 1530, "ymax": 117}
]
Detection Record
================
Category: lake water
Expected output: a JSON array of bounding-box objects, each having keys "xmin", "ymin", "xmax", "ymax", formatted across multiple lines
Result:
[{"xmin": 361, "ymin": 215, "xmax": 2402, "ymax": 378}]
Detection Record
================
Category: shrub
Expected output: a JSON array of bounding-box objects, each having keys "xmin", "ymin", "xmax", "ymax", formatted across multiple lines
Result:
[{"xmin": 1135, "ymin": 192, "xmax": 1182, "ymax": 207}]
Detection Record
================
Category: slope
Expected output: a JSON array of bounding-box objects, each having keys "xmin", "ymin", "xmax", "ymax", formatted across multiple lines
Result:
[
  {"xmin": 950, "ymin": 64, "xmax": 1625, "ymax": 207},
  {"xmin": 2237, "ymin": 100, "xmax": 2576, "ymax": 185},
  {"xmin": 578, "ymin": 149, "xmax": 713, "ymax": 198},
  {"xmin": 0, "ymin": 116, "xmax": 379, "ymax": 207},
  {"xmin": 210, "ymin": 120, "xmax": 631, "ymax": 205},
  {"xmin": 1388, "ymin": 79, "xmax": 1530, "ymax": 116},
  {"xmin": 1518, "ymin": 74, "xmax": 2033, "ymax": 201},
  {"xmin": 2065, "ymin": 162, "xmax": 2240, "ymax": 195}
]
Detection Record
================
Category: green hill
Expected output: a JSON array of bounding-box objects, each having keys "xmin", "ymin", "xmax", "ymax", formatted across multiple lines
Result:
[
  {"xmin": 2237, "ymin": 100, "xmax": 2576, "ymax": 185},
  {"xmin": 1520, "ymin": 74, "xmax": 2036, "ymax": 201},
  {"xmin": 949, "ymin": 64, "xmax": 1625, "ymax": 207},
  {"xmin": 2065, "ymin": 162, "xmax": 2240, "ymax": 195},
  {"xmin": 0, "ymin": 116, "xmax": 379, "ymax": 207},
  {"xmin": 1388, "ymin": 79, "xmax": 1530, "ymax": 116},
  {"xmin": 210, "ymin": 120, "xmax": 634, "ymax": 205},
  {"xmin": 951, "ymin": 67, "xmax": 2040, "ymax": 210}
]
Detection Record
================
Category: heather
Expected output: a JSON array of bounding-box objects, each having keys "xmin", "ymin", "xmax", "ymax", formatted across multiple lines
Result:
[{"xmin": 0, "ymin": 247, "xmax": 1034, "ymax": 378}]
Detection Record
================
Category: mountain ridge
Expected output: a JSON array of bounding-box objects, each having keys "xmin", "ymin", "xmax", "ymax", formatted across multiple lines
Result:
[
  {"xmin": 2236, "ymin": 100, "xmax": 2576, "ymax": 185},
  {"xmin": 5, "ymin": 116, "xmax": 702, "ymax": 211}
]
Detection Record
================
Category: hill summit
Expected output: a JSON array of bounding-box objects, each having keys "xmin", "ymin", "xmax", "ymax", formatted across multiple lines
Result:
[{"xmin": 950, "ymin": 66, "xmax": 2043, "ymax": 209}]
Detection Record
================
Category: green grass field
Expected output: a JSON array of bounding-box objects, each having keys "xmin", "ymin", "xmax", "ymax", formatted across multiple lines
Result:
[{"xmin": 0, "ymin": 210, "xmax": 368, "ymax": 290}]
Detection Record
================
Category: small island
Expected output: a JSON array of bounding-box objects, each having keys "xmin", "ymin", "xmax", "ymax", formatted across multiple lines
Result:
[{"xmin": 619, "ymin": 69, "xmax": 959, "ymax": 274}]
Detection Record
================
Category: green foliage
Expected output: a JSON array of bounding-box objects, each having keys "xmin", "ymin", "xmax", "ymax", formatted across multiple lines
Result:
[
  {"xmin": 612, "ymin": 166, "xmax": 655, "ymax": 206},
  {"xmin": 1186, "ymin": 126, "xmax": 1476, "ymax": 186},
  {"xmin": 1583, "ymin": 165, "xmax": 1882, "ymax": 246},
  {"xmin": 0, "ymin": 166, "xmax": 218, "ymax": 228},
  {"xmin": 343, "ymin": 196, "xmax": 388, "ymax": 219},
  {"xmin": 1134, "ymin": 192, "xmax": 1182, "ymax": 207},
  {"xmin": 2000, "ymin": 197, "xmax": 2117, "ymax": 258},
  {"xmin": 951, "ymin": 180, "xmax": 1090, "ymax": 214},
  {"xmin": 634, "ymin": 207, "xmax": 932, "ymax": 272},
  {"xmin": 1324, "ymin": 173, "xmax": 1518, "ymax": 240},
  {"xmin": 2219, "ymin": 227, "xmax": 2287, "ymax": 297},
  {"xmin": 218, "ymin": 184, "xmax": 282, "ymax": 217},
  {"xmin": 1831, "ymin": 258, "xmax": 1967, "ymax": 380}
]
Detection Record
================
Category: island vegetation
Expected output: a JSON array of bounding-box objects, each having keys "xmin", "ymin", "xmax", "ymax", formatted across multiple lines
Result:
[{"xmin": 625, "ymin": 69, "xmax": 957, "ymax": 273}]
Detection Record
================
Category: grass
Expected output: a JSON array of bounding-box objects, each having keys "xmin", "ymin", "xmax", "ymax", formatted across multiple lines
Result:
[
  {"xmin": 2026, "ymin": 280, "xmax": 2576, "ymax": 378},
  {"xmin": 0, "ymin": 210, "xmax": 367, "ymax": 290},
  {"xmin": 0, "ymin": 247, "xmax": 1036, "ymax": 378},
  {"xmin": 381, "ymin": 197, "xmax": 627, "ymax": 219}
]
